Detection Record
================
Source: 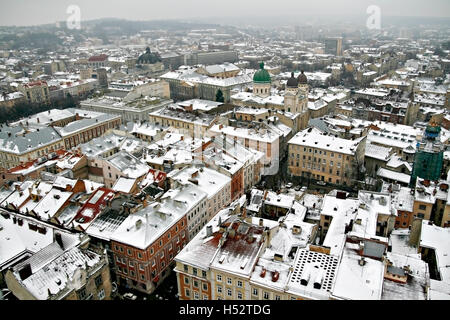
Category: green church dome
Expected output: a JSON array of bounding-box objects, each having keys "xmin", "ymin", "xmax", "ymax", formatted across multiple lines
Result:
[
  {"xmin": 253, "ymin": 62, "xmax": 271, "ymax": 83},
  {"xmin": 137, "ymin": 47, "xmax": 162, "ymax": 64}
]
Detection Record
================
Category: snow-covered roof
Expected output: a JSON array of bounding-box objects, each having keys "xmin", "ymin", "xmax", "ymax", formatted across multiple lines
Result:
[
  {"xmin": 365, "ymin": 143, "xmax": 391, "ymax": 161},
  {"xmin": 286, "ymin": 248, "xmax": 340, "ymax": 300},
  {"xmin": 386, "ymin": 156, "xmax": 412, "ymax": 172},
  {"xmin": 161, "ymin": 69, "xmax": 252, "ymax": 88},
  {"xmin": 420, "ymin": 220, "xmax": 450, "ymax": 285},
  {"xmin": 106, "ymin": 151, "xmax": 149, "ymax": 179},
  {"xmin": 209, "ymin": 124, "xmax": 280, "ymax": 144},
  {"xmin": 288, "ymin": 127, "xmax": 364, "ymax": 156},
  {"xmin": 0, "ymin": 127, "xmax": 61, "ymax": 155},
  {"xmin": 14, "ymin": 245, "xmax": 102, "ymax": 300},
  {"xmin": 31, "ymin": 188, "xmax": 72, "ymax": 221},
  {"xmin": 321, "ymin": 195, "xmax": 360, "ymax": 255},
  {"xmin": 110, "ymin": 201, "xmax": 185, "ymax": 250},
  {"xmin": 264, "ymin": 191, "xmax": 295, "ymax": 209},
  {"xmin": 177, "ymin": 99, "xmax": 223, "ymax": 111},
  {"xmin": 169, "ymin": 165, "xmax": 231, "ymax": 199},
  {"xmin": 377, "ymin": 168, "xmax": 411, "ymax": 185},
  {"xmin": 1, "ymin": 181, "xmax": 34, "ymax": 209},
  {"xmin": 0, "ymin": 211, "xmax": 79, "ymax": 270},
  {"xmin": 331, "ymin": 244, "xmax": 384, "ymax": 300},
  {"xmin": 112, "ymin": 177, "xmax": 136, "ymax": 194}
]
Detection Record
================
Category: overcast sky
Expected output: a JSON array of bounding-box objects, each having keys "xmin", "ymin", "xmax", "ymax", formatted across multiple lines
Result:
[{"xmin": 1, "ymin": 0, "xmax": 449, "ymax": 26}]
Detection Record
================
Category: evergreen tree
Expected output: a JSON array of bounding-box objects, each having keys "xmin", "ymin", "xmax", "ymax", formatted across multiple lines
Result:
[{"xmin": 216, "ymin": 89, "xmax": 225, "ymax": 103}]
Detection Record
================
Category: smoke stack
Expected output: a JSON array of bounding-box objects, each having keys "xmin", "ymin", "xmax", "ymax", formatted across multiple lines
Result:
[{"xmin": 55, "ymin": 233, "xmax": 64, "ymax": 249}]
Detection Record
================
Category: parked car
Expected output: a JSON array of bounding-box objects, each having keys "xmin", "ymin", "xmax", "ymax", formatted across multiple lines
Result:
[
  {"xmin": 123, "ymin": 293, "xmax": 138, "ymax": 300},
  {"xmin": 317, "ymin": 181, "xmax": 326, "ymax": 186},
  {"xmin": 286, "ymin": 183, "xmax": 293, "ymax": 188}
]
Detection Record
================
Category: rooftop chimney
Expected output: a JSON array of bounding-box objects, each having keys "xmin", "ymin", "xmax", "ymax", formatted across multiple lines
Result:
[{"xmin": 206, "ymin": 225, "xmax": 213, "ymax": 237}]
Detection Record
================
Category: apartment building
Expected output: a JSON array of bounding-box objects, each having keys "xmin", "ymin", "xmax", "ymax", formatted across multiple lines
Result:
[
  {"xmin": 0, "ymin": 126, "xmax": 63, "ymax": 169},
  {"xmin": 169, "ymin": 165, "xmax": 232, "ymax": 221},
  {"xmin": 149, "ymin": 106, "xmax": 218, "ymax": 138},
  {"xmin": 18, "ymin": 81, "xmax": 50, "ymax": 105},
  {"xmin": 208, "ymin": 124, "xmax": 281, "ymax": 175},
  {"xmin": 110, "ymin": 201, "xmax": 189, "ymax": 294},
  {"xmin": 288, "ymin": 127, "xmax": 366, "ymax": 186}
]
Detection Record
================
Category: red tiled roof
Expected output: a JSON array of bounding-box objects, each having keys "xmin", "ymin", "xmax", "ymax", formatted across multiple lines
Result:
[
  {"xmin": 88, "ymin": 54, "xmax": 108, "ymax": 62},
  {"xmin": 73, "ymin": 187, "xmax": 116, "ymax": 225},
  {"xmin": 8, "ymin": 149, "xmax": 69, "ymax": 174},
  {"xmin": 148, "ymin": 168, "xmax": 167, "ymax": 184},
  {"xmin": 24, "ymin": 81, "xmax": 47, "ymax": 88}
]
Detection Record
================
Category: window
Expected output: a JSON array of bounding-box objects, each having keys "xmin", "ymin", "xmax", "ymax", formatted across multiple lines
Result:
[
  {"xmin": 98, "ymin": 289, "xmax": 105, "ymax": 300},
  {"xmin": 194, "ymin": 291, "xmax": 199, "ymax": 300},
  {"xmin": 263, "ymin": 292, "xmax": 270, "ymax": 299},
  {"xmin": 77, "ymin": 288, "xmax": 87, "ymax": 300},
  {"xmin": 237, "ymin": 280, "xmax": 243, "ymax": 288},
  {"xmin": 418, "ymin": 204, "xmax": 427, "ymax": 211},
  {"xmin": 202, "ymin": 270, "xmax": 207, "ymax": 278},
  {"xmin": 95, "ymin": 275, "xmax": 103, "ymax": 287},
  {"xmin": 193, "ymin": 280, "xmax": 199, "ymax": 288},
  {"xmin": 227, "ymin": 288, "xmax": 232, "ymax": 297},
  {"xmin": 217, "ymin": 285, "xmax": 222, "ymax": 293},
  {"xmin": 237, "ymin": 292, "xmax": 243, "ymax": 300},
  {"xmin": 184, "ymin": 276, "xmax": 190, "ymax": 285},
  {"xmin": 252, "ymin": 288, "xmax": 258, "ymax": 296},
  {"xmin": 275, "ymin": 295, "xmax": 281, "ymax": 300},
  {"xmin": 217, "ymin": 274, "xmax": 222, "ymax": 282},
  {"xmin": 202, "ymin": 283, "xmax": 208, "ymax": 291},
  {"xmin": 227, "ymin": 278, "xmax": 232, "ymax": 285},
  {"xmin": 193, "ymin": 268, "xmax": 198, "ymax": 276},
  {"xmin": 185, "ymin": 289, "xmax": 190, "ymax": 297},
  {"xmin": 137, "ymin": 252, "xmax": 142, "ymax": 259},
  {"xmin": 184, "ymin": 264, "xmax": 189, "ymax": 272}
]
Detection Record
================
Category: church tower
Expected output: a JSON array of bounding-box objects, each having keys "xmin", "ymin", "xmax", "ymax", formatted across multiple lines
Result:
[
  {"xmin": 284, "ymin": 72, "xmax": 299, "ymax": 113},
  {"xmin": 297, "ymin": 70, "xmax": 309, "ymax": 95},
  {"xmin": 253, "ymin": 62, "xmax": 271, "ymax": 98}
]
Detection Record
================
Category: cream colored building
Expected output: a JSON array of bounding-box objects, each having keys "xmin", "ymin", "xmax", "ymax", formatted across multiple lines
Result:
[
  {"xmin": 149, "ymin": 106, "xmax": 218, "ymax": 138},
  {"xmin": 288, "ymin": 127, "xmax": 366, "ymax": 186},
  {"xmin": 18, "ymin": 81, "xmax": 50, "ymax": 104},
  {"xmin": 0, "ymin": 127, "xmax": 63, "ymax": 169}
]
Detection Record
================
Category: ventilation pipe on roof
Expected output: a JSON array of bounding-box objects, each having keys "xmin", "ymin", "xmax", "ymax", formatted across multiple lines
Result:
[
  {"xmin": 313, "ymin": 269, "xmax": 324, "ymax": 289},
  {"xmin": 206, "ymin": 225, "xmax": 212, "ymax": 237},
  {"xmin": 300, "ymin": 266, "xmax": 310, "ymax": 286},
  {"xmin": 359, "ymin": 257, "xmax": 366, "ymax": 266}
]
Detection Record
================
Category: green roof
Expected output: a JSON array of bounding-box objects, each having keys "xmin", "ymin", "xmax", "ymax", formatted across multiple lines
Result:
[
  {"xmin": 425, "ymin": 125, "xmax": 441, "ymax": 134},
  {"xmin": 253, "ymin": 62, "xmax": 271, "ymax": 83}
]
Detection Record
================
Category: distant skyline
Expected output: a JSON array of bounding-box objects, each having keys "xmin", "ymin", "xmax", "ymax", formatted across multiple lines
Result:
[{"xmin": 1, "ymin": 0, "xmax": 450, "ymax": 27}]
